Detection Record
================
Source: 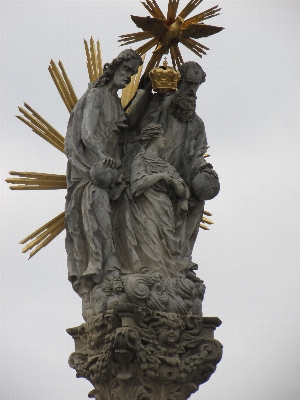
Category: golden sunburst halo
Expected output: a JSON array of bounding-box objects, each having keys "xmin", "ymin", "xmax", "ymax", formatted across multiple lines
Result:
[
  {"xmin": 119, "ymin": 0, "xmax": 224, "ymax": 73},
  {"xmin": 6, "ymin": 34, "xmax": 213, "ymax": 259}
]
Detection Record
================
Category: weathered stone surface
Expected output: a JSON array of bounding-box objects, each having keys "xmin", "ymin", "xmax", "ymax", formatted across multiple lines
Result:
[
  {"xmin": 64, "ymin": 49, "xmax": 143, "ymax": 295},
  {"xmin": 83, "ymin": 267, "xmax": 205, "ymax": 318},
  {"xmin": 67, "ymin": 307, "xmax": 222, "ymax": 400},
  {"xmin": 65, "ymin": 52, "xmax": 222, "ymax": 399}
]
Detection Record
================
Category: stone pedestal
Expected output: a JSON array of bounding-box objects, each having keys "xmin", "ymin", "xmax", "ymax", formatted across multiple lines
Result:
[{"xmin": 67, "ymin": 305, "xmax": 222, "ymax": 400}]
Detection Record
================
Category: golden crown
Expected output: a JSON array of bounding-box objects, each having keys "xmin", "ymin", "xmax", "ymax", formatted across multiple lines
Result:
[{"xmin": 149, "ymin": 60, "xmax": 181, "ymax": 93}]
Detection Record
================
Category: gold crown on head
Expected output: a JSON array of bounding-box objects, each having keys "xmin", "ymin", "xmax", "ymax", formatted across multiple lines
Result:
[{"xmin": 149, "ymin": 59, "xmax": 181, "ymax": 93}]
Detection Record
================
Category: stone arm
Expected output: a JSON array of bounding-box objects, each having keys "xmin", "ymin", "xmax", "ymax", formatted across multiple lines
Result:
[
  {"xmin": 127, "ymin": 88, "xmax": 153, "ymax": 129},
  {"xmin": 81, "ymin": 88, "xmax": 106, "ymax": 160},
  {"xmin": 192, "ymin": 117, "xmax": 210, "ymax": 175},
  {"xmin": 169, "ymin": 178, "xmax": 187, "ymax": 199},
  {"xmin": 133, "ymin": 172, "xmax": 171, "ymax": 195},
  {"xmin": 133, "ymin": 171, "xmax": 188, "ymax": 199}
]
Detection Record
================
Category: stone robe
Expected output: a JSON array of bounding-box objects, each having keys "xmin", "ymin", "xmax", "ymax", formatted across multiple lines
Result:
[
  {"xmin": 113, "ymin": 150, "xmax": 190, "ymax": 277},
  {"xmin": 65, "ymin": 84, "xmax": 127, "ymax": 293},
  {"xmin": 124, "ymin": 91, "xmax": 209, "ymax": 258}
]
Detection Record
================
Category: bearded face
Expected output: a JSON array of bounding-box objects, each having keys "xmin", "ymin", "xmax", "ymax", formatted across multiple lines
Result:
[{"xmin": 170, "ymin": 90, "xmax": 197, "ymax": 122}]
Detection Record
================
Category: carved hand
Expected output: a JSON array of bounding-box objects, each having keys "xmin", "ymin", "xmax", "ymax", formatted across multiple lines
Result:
[
  {"xmin": 103, "ymin": 157, "xmax": 116, "ymax": 168},
  {"xmin": 160, "ymin": 172, "xmax": 172, "ymax": 184},
  {"xmin": 169, "ymin": 178, "xmax": 186, "ymax": 198}
]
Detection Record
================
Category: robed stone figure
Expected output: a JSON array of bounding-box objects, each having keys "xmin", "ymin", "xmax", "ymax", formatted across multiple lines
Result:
[
  {"xmin": 64, "ymin": 49, "xmax": 142, "ymax": 293},
  {"xmin": 113, "ymin": 123, "xmax": 190, "ymax": 277},
  {"xmin": 124, "ymin": 61, "xmax": 211, "ymax": 262}
]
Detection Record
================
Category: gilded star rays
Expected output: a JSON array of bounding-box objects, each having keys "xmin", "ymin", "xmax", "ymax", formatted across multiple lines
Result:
[{"xmin": 119, "ymin": 0, "xmax": 223, "ymax": 73}]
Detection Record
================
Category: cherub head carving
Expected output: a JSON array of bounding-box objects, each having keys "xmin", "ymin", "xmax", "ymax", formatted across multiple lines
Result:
[
  {"xmin": 147, "ymin": 272, "xmax": 166, "ymax": 294},
  {"xmin": 85, "ymin": 315, "xmax": 106, "ymax": 350},
  {"xmin": 101, "ymin": 270, "xmax": 124, "ymax": 296},
  {"xmin": 150, "ymin": 312, "xmax": 185, "ymax": 346}
]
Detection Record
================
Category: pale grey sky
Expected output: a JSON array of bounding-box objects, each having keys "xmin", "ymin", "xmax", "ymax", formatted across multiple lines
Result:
[{"xmin": 1, "ymin": 1, "xmax": 300, "ymax": 399}]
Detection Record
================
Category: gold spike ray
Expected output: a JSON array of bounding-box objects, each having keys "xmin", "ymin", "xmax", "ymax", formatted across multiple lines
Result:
[
  {"xmin": 202, "ymin": 216, "xmax": 214, "ymax": 225},
  {"xmin": 167, "ymin": 0, "xmax": 180, "ymax": 21},
  {"xmin": 22, "ymin": 217, "xmax": 63, "ymax": 253},
  {"xmin": 203, "ymin": 210, "xmax": 212, "ymax": 216},
  {"xmin": 20, "ymin": 212, "xmax": 65, "ymax": 259},
  {"xmin": 18, "ymin": 105, "xmax": 64, "ymax": 148},
  {"xmin": 203, "ymin": 153, "xmax": 210, "ymax": 158},
  {"xmin": 29, "ymin": 223, "xmax": 65, "ymax": 259},
  {"xmin": 48, "ymin": 60, "xmax": 78, "ymax": 113},
  {"xmin": 178, "ymin": 0, "xmax": 204, "ymax": 19},
  {"xmin": 184, "ymin": 5, "xmax": 221, "ymax": 26},
  {"xmin": 200, "ymin": 223, "xmax": 209, "ymax": 230},
  {"xmin": 16, "ymin": 103, "xmax": 65, "ymax": 153},
  {"xmin": 144, "ymin": 52, "xmax": 163, "ymax": 75},
  {"xmin": 119, "ymin": 32, "xmax": 154, "ymax": 46},
  {"xmin": 170, "ymin": 47, "xmax": 177, "ymax": 69},
  {"xmin": 6, "ymin": 171, "xmax": 67, "ymax": 190},
  {"xmin": 96, "ymin": 40, "xmax": 103, "ymax": 79},
  {"xmin": 84, "ymin": 39, "xmax": 94, "ymax": 82},
  {"xmin": 90, "ymin": 39, "xmax": 98, "ymax": 81},
  {"xmin": 141, "ymin": 0, "xmax": 165, "ymax": 19},
  {"xmin": 58, "ymin": 61, "xmax": 78, "ymax": 106},
  {"xmin": 180, "ymin": 38, "xmax": 209, "ymax": 57},
  {"xmin": 170, "ymin": 44, "xmax": 183, "ymax": 69},
  {"xmin": 23, "ymin": 102, "xmax": 65, "ymax": 144},
  {"xmin": 200, "ymin": 211, "xmax": 214, "ymax": 230},
  {"xmin": 121, "ymin": 54, "xmax": 145, "ymax": 109},
  {"xmin": 84, "ymin": 37, "xmax": 103, "ymax": 82},
  {"xmin": 135, "ymin": 37, "xmax": 160, "ymax": 56}
]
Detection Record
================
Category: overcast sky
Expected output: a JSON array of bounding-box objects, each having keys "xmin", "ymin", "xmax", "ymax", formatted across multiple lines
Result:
[{"xmin": 1, "ymin": 1, "xmax": 300, "ymax": 399}]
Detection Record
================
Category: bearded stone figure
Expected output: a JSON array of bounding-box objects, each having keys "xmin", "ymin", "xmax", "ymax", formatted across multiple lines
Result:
[
  {"xmin": 124, "ymin": 61, "xmax": 219, "ymax": 263},
  {"xmin": 66, "ymin": 52, "xmax": 222, "ymax": 400}
]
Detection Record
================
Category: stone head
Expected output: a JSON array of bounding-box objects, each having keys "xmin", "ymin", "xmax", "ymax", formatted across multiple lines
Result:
[
  {"xmin": 178, "ymin": 61, "xmax": 206, "ymax": 97},
  {"xmin": 100, "ymin": 269, "xmax": 123, "ymax": 296},
  {"xmin": 150, "ymin": 313, "xmax": 185, "ymax": 346},
  {"xmin": 112, "ymin": 278, "xmax": 124, "ymax": 294},
  {"xmin": 141, "ymin": 123, "xmax": 166, "ymax": 151},
  {"xmin": 94, "ymin": 49, "xmax": 143, "ymax": 89},
  {"xmin": 158, "ymin": 321, "xmax": 180, "ymax": 345},
  {"xmin": 86, "ymin": 315, "xmax": 105, "ymax": 349},
  {"xmin": 147, "ymin": 272, "xmax": 166, "ymax": 292}
]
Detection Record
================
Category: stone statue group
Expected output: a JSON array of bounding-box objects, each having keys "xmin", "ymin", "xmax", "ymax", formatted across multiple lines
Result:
[
  {"xmin": 66, "ymin": 49, "xmax": 222, "ymax": 400},
  {"xmin": 65, "ymin": 49, "xmax": 219, "ymax": 319}
]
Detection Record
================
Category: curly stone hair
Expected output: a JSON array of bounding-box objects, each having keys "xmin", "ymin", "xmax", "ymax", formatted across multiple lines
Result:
[
  {"xmin": 94, "ymin": 49, "xmax": 143, "ymax": 87},
  {"xmin": 140, "ymin": 123, "xmax": 164, "ymax": 149},
  {"xmin": 101, "ymin": 277, "xmax": 123, "ymax": 296},
  {"xmin": 178, "ymin": 61, "xmax": 206, "ymax": 85},
  {"xmin": 146, "ymin": 272, "xmax": 164, "ymax": 287}
]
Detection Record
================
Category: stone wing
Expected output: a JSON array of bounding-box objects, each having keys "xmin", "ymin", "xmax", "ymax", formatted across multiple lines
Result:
[
  {"xmin": 131, "ymin": 15, "xmax": 168, "ymax": 37},
  {"xmin": 182, "ymin": 23, "xmax": 224, "ymax": 39}
]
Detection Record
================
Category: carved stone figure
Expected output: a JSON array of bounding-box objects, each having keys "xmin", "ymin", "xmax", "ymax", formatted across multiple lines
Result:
[
  {"xmin": 5, "ymin": 1, "xmax": 224, "ymax": 396},
  {"xmin": 114, "ymin": 123, "xmax": 190, "ymax": 277},
  {"xmin": 65, "ymin": 51, "xmax": 222, "ymax": 400},
  {"xmin": 64, "ymin": 49, "xmax": 143, "ymax": 293},
  {"xmin": 125, "ymin": 61, "xmax": 220, "ymax": 260}
]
